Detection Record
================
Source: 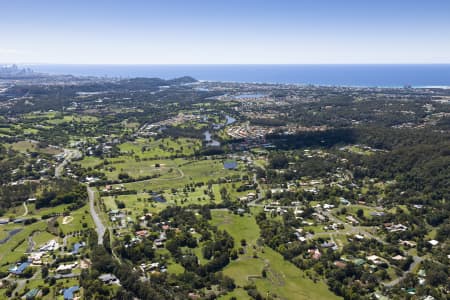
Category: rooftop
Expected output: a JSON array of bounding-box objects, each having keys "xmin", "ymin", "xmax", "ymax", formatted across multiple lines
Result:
[{"xmin": 9, "ymin": 261, "xmax": 30, "ymax": 275}]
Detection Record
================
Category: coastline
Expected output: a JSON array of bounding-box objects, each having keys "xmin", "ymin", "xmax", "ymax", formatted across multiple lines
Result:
[{"xmin": 13, "ymin": 64, "xmax": 450, "ymax": 88}]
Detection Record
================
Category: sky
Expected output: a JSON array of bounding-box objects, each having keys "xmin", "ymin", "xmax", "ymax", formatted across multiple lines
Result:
[{"xmin": 1, "ymin": 0, "xmax": 450, "ymax": 64}]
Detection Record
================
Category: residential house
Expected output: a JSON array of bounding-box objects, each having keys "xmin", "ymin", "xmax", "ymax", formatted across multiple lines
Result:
[
  {"xmin": 56, "ymin": 262, "xmax": 78, "ymax": 274},
  {"xmin": 99, "ymin": 273, "xmax": 120, "ymax": 285},
  {"xmin": 308, "ymin": 249, "xmax": 321, "ymax": 260},
  {"xmin": 346, "ymin": 215, "xmax": 359, "ymax": 225}
]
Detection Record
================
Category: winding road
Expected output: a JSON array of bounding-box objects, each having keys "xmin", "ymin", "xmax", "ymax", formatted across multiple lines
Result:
[
  {"xmin": 383, "ymin": 255, "xmax": 423, "ymax": 287},
  {"xmin": 55, "ymin": 148, "xmax": 105, "ymax": 245},
  {"xmin": 88, "ymin": 186, "xmax": 105, "ymax": 245},
  {"xmin": 22, "ymin": 201, "xmax": 28, "ymax": 217},
  {"xmin": 321, "ymin": 209, "xmax": 426, "ymax": 287},
  {"xmin": 10, "ymin": 270, "xmax": 39, "ymax": 296}
]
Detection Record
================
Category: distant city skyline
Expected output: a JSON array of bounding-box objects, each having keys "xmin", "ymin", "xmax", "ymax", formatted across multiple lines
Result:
[{"xmin": 1, "ymin": 0, "xmax": 450, "ymax": 64}]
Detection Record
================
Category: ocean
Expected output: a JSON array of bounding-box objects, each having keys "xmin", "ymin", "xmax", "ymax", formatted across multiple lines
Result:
[{"xmin": 26, "ymin": 64, "xmax": 450, "ymax": 87}]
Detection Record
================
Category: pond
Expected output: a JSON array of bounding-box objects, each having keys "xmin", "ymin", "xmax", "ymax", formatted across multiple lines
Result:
[
  {"xmin": 225, "ymin": 115, "xmax": 236, "ymax": 125},
  {"xmin": 203, "ymin": 130, "xmax": 221, "ymax": 147},
  {"xmin": 0, "ymin": 228, "xmax": 22, "ymax": 244}
]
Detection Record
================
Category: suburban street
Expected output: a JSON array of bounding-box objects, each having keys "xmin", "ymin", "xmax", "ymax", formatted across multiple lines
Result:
[
  {"xmin": 55, "ymin": 149, "xmax": 105, "ymax": 245},
  {"xmin": 56, "ymin": 148, "xmax": 106, "ymax": 245},
  {"xmin": 384, "ymin": 255, "xmax": 423, "ymax": 287},
  {"xmin": 87, "ymin": 186, "xmax": 105, "ymax": 245},
  {"xmin": 54, "ymin": 149, "xmax": 82, "ymax": 178}
]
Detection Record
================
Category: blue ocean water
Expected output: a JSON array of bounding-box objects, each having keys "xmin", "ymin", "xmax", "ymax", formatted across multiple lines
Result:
[{"xmin": 27, "ymin": 64, "xmax": 450, "ymax": 87}]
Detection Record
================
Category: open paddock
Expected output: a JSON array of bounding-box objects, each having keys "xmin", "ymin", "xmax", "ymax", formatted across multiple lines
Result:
[
  {"xmin": 211, "ymin": 210, "xmax": 340, "ymax": 300},
  {"xmin": 118, "ymin": 137, "xmax": 201, "ymax": 159}
]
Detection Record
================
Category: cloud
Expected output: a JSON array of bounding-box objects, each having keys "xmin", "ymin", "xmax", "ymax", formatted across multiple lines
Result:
[{"xmin": 0, "ymin": 48, "xmax": 26, "ymax": 55}]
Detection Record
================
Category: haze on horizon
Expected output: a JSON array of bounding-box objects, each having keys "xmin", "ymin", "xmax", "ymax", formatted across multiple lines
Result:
[{"xmin": 1, "ymin": 0, "xmax": 450, "ymax": 65}]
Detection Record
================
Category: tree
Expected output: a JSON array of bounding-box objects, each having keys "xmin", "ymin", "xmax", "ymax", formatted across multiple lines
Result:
[
  {"xmin": 41, "ymin": 266, "xmax": 49, "ymax": 278},
  {"xmin": 356, "ymin": 209, "xmax": 364, "ymax": 219},
  {"xmin": 428, "ymin": 270, "xmax": 447, "ymax": 286},
  {"xmin": 230, "ymin": 249, "xmax": 238, "ymax": 260},
  {"xmin": 21, "ymin": 267, "xmax": 34, "ymax": 278},
  {"xmin": 118, "ymin": 172, "xmax": 130, "ymax": 180},
  {"xmin": 42, "ymin": 287, "xmax": 50, "ymax": 296},
  {"xmin": 269, "ymin": 153, "xmax": 289, "ymax": 169},
  {"xmin": 103, "ymin": 230, "xmax": 111, "ymax": 253}
]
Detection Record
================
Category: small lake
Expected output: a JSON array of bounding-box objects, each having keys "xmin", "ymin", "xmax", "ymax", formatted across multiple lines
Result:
[
  {"xmin": 0, "ymin": 228, "xmax": 22, "ymax": 244},
  {"xmin": 151, "ymin": 192, "xmax": 167, "ymax": 203},
  {"xmin": 225, "ymin": 115, "xmax": 236, "ymax": 125},
  {"xmin": 204, "ymin": 130, "xmax": 221, "ymax": 147}
]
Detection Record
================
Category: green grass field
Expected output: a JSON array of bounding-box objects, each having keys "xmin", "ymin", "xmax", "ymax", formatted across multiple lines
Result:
[
  {"xmin": 343, "ymin": 204, "xmax": 382, "ymax": 219},
  {"xmin": 57, "ymin": 205, "xmax": 94, "ymax": 234},
  {"xmin": 101, "ymin": 193, "xmax": 166, "ymax": 218},
  {"xmin": 10, "ymin": 140, "xmax": 38, "ymax": 152},
  {"xmin": 97, "ymin": 159, "xmax": 248, "ymax": 221},
  {"xmin": 161, "ymin": 181, "xmax": 253, "ymax": 207},
  {"xmin": 32, "ymin": 231, "xmax": 58, "ymax": 248},
  {"xmin": 113, "ymin": 158, "xmax": 243, "ymax": 192},
  {"xmin": 45, "ymin": 114, "xmax": 98, "ymax": 125},
  {"xmin": 26, "ymin": 203, "xmax": 72, "ymax": 219},
  {"xmin": 23, "ymin": 128, "xmax": 39, "ymax": 135},
  {"xmin": 346, "ymin": 145, "xmax": 374, "ymax": 156},
  {"xmin": 104, "ymin": 159, "xmax": 179, "ymax": 180},
  {"xmin": 211, "ymin": 210, "xmax": 341, "ymax": 300},
  {"xmin": 23, "ymin": 112, "xmax": 58, "ymax": 119},
  {"xmin": 10, "ymin": 140, "xmax": 62, "ymax": 155},
  {"xmin": 118, "ymin": 137, "xmax": 201, "ymax": 159},
  {"xmin": 156, "ymin": 248, "xmax": 185, "ymax": 274},
  {"xmin": 218, "ymin": 288, "xmax": 252, "ymax": 300},
  {"xmin": 78, "ymin": 156, "xmax": 103, "ymax": 168},
  {"xmin": 0, "ymin": 221, "xmax": 48, "ymax": 271},
  {"xmin": 0, "ymin": 126, "xmax": 13, "ymax": 135}
]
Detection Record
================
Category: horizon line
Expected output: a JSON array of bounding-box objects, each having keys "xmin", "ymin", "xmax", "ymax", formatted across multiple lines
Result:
[{"xmin": 3, "ymin": 62, "xmax": 450, "ymax": 66}]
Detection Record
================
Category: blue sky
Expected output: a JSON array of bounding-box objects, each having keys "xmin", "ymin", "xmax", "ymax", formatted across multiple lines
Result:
[{"xmin": 1, "ymin": 0, "xmax": 449, "ymax": 64}]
